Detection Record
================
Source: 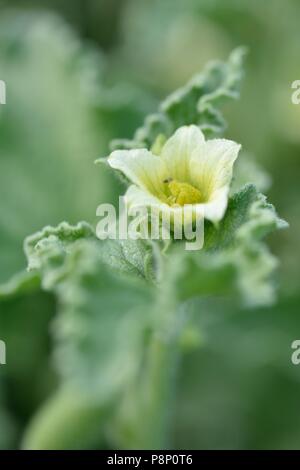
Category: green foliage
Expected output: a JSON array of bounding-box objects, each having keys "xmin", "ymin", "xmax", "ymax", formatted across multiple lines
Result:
[
  {"xmin": 0, "ymin": 35, "xmax": 288, "ymax": 450},
  {"xmin": 17, "ymin": 224, "xmax": 177, "ymax": 449},
  {"xmin": 0, "ymin": 13, "xmax": 113, "ymax": 283},
  {"xmin": 22, "ymin": 387, "xmax": 110, "ymax": 450},
  {"xmin": 24, "ymin": 222, "xmax": 96, "ymax": 289},
  {"xmin": 169, "ymin": 185, "xmax": 287, "ymax": 307},
  {"xmin": 51, "ymin": 242, "xmax": 153, "ymax": 397},
  {"xmin": 205, "ymin": 184, "xmax": 287, "ymax": 250},
  {"xmin": 0, "ymin": 289, "xmax": 56, "ymax": 448},
  {"xmin": 111, "ymin": 47, "xmax": 246, "ymax": 150},
  {"xmin": 99, "ymin": 238, "xmax": 156, "ymax": 280},
  {"xmin": 22, "ymin": 222, "xmax": 156, "ymax": 397},
  {"xmin": 15, "ymin": 181, "xmax": 286, "ymax": 448}
]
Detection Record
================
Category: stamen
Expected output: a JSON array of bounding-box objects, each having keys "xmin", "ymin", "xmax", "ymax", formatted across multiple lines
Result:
[{"xmin": 166, "ymin": 180, "xmax": 202, "ymax": 206}]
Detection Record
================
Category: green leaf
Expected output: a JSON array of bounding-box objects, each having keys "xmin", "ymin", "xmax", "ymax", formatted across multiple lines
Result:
[
  {"xmin": 52, "ymin": 241, "xmax": 154, "ymax": 398},
  {"xmin": 166, "ymin": 185, "xmax": 288, "ymax": 307},
  {"xmin": 19, "ymin": 219, "xmax": 175, "ymax": 450},
  {"xmin": 22, "ymin": 223, "xmax": 155, "ymax": 399},
  {"xmin": 99, "ymin": 238, "xmax": 156, "ymax": 281},
  {"xmin": 24, "ymin": 221, "xmax": 96, "ymax": 290},
  {"xmin": 110, "ymin": 47, "xmax": 246, "ymax": 150},
  {"xmin": 204, "ymin": 184, "xmax": 287, "ymax": 251},
  {"xmin": 0, "ymin": 270, "xmax": 40, "ymax": 300},
  {"xmin": 165, "ymin": 250, "xmax": 237, "ymax": 302},
  {"xmin": 23, "ymin": 220, "xmax": 156, "ymax": 286},
  {"xmin": 20, "ymin": 225, "xmax": 157, "ymax": 448}
]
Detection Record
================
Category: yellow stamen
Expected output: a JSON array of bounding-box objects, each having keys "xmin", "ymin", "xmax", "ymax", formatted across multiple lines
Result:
[{"xmin": 165, "ymin": 179, "xmax": 202, "ymax": 206}]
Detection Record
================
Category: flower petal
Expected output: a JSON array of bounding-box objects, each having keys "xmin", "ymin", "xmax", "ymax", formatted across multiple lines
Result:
[
  {"xmin": 108, "ymin": 149, "xmax": 168, "ymax": 199},
  {"xmin": 125, "ymin": 185, "xmax": 203, "ymax": 232},
  {"xmin": 190, "ymin": 138, "xmax": 241, "ymax": 199},
  {"xmin": 202, "ymin": 186, "xmax": 229, "ymax": 223},
  {"xmin": 125, "ymin": 184, "xmax": 162, "ymax": 212},
  {"xmin": 161, "ymin": 125, "xmax": 205, "ymax": 181}
]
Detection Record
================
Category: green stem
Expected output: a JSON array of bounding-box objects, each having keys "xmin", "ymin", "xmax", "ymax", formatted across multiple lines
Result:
[
  {"xmin": 113, "ymin": 305, "xmax": 183, "ymax": 449},
  {"xmin": 22, "ymin": 386, "xmax": 111, "ymax": 450},
  {"xmin": 137, "ymin": 334, "xmax": 179, "ymax": 449}
]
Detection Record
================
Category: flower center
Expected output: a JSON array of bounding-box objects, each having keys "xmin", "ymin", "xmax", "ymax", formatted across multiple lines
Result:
[{"xmin": 164, "ymin": 178, "xmax": 203, "ymax": 206}]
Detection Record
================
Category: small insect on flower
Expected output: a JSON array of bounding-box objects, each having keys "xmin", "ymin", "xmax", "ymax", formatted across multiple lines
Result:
[{"xmin": 107, "ymin": 125, "xmax": 241, "ymax": 229}]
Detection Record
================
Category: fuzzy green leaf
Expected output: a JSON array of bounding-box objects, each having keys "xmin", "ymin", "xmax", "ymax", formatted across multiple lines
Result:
[
  {"xmin": 167, "ymin": 185, "xmax": 288, "ymax": 307},
  {"xmin": 51, "ymin": 242, "xmax": 154, "ymax": 397},
  {"xmin": 15, "ymin": 223, "xmax": 158, "ymax": 448},
  {"xmin": 24, "ymin": 221, "xmax": 96, "ymax": 290},
  {"xmin": 110, "ymin": 47, "xmax": 246, "ymax": 151},
  {"xmin": 99, "ymin": 238, "xmax": 156, "ymax": 281},
  {"xmin": 21, "ymin": 222, "xmax": 155, "ymax": 399},
  {"xmin": 204, "ymin": 184, "xmax": 287, "ymax": 251},
  {"xmin": 0, "ymin": 270, "xmax": 40, "ymax": 300}
]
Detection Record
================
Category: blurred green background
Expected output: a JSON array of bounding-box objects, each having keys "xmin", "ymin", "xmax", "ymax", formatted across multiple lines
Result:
[{"xmin": 0, "ymin": 0, "xmax": 300, "ymax": 449}]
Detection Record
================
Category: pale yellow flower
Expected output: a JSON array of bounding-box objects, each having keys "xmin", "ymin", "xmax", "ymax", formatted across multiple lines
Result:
[{"xmin": 108, "ymin": 125, "xmax": 241, "ymax": 225}]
